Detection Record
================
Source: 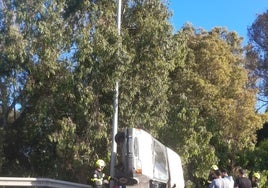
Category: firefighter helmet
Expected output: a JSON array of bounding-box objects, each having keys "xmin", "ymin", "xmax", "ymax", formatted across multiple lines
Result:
[
  {"xmin": 211, "ymin": 165, "xmax": 218, "ymax": 170},
  {"xmin": 96, "ymin": 159, "xmax": 106, "ymax": 168},
  {"xmin": 253, "ymin": 172, "xmax": 260, "ymax": 179}
]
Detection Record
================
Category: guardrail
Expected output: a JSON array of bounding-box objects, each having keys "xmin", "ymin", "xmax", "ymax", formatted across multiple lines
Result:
[{"xmin": 0, "ymin": 177, "xmax": 92, "ymax": 188}]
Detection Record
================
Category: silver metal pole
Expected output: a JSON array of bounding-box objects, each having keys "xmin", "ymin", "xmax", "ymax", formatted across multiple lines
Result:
[
  {"xmin": 110, "ymin": 0, "xmax": 121, "ymax": 186},
  {"xmin": 110, "ymin": 82, "xmax": 119, "ymax": 178},
  {"xmin": 117, "ymin": 0, "xmax": 122, "ymax": 36}
]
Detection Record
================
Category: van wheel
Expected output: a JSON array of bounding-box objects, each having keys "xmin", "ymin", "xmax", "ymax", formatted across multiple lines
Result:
[{"xmin": 115, "ymin": 131, "xmax": 125, "ymax": 144}]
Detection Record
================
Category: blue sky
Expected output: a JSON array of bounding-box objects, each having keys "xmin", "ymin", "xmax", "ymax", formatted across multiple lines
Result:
[
  {"xmin": 168, "ymin": 0, "xmax": 268, "ymax": 113},
  {"xmin": 168, "ymin": 0, "xmax": 268, "ymax": 44}
]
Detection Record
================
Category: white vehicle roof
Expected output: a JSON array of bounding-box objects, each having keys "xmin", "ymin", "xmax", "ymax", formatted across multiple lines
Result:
[{"xmin": 167, "ymin": 147, "xmax": 185, "ymax": 188}]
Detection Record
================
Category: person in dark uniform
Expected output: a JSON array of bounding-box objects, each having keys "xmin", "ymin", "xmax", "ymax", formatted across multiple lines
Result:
[
  {"xmin": 91, "ymin": 159, "xmax": 110, "ymax": 188},
  {"xmin": 234, "ymin": 168, "xmax": 252, "ymax": 188},
  {"xmin": 207, "ymin": 164, "xmax": 219, "ymax": 186},
  {"xmin": 251, "ymin": 172, "xmax": 260, "ymax": 188}
]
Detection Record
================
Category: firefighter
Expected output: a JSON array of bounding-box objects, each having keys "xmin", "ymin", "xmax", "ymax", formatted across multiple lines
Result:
[
  {"xmin": 207, "ymin": 164, "xmax": 219, "ymax": 185},
  {"xmin": 91, "ymin": 159, "xmax": 110, "ymax": 188},
  {"xmin": 251, "ymin": 172, "xmax": 260, "ymax": 188}
]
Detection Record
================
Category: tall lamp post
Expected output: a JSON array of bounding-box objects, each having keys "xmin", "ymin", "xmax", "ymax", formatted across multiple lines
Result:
[{"xmin": 110, "ymin": 0, "xmax": 121, "ymax": 186}]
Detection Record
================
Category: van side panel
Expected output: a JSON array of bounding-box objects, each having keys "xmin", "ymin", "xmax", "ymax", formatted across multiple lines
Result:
[
  {"xmin": 134, "ymin": 129, "xmax": 154, "ymax": 180},
  {"xmin": 166, "ymin": 148, "xmax": 184, "ymax": 188}
]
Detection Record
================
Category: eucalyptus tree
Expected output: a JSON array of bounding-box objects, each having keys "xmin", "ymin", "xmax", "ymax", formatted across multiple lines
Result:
[
  {"xmin": 1, "ymin": 0, "xmax": 77, "ymax": 179},
  {"xmin": 248, "ymin": 11, "xmax": 268, "ymax": 112},
  {"xmin": 61, "ymin": 0, "xmax": 120, "ymax": 181},
  {"xmin": 47, "ymin": 0, "xmax": 181, "ymax": 181},
  {"xmin": 0, "ymin": 0, "xmax": 183, "ymax": 182},
  {"xmin": 115, "ymin": 0, "xmax": 180, "ymax": 136},
  {"xmin": 0, "ymin": 0, "xmax": 30, "ymax": 176},
  {"xmin": 0, "ymin": 0, "xmax": 27, "ymax": 127},
  {"xmin": 199, "ymin": 27, "xmax": 263, "ymax": 169},
  {"xmin": 2, "ymin": 0, "xmax": 120, "ymax": 181},
  {"xmin": 163, "ymin": 24, "xmax": 263, "ymax": 186},
  {"xmin": 162, "ymin": 26, "xmax": 218, "ymax": 186}
]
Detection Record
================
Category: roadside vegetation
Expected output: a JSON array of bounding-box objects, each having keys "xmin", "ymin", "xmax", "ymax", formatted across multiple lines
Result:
[{"xmin": 0, "ymin": 1, "xmax": 268, "ymax": 187}]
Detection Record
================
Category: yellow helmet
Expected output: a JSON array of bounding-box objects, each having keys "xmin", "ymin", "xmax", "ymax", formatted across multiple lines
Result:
[
  {"xmin": 253, "ymin": 172, "xmax": 260, "ymax": 179},
  {"xmin": 211, "ymin": 165, "xmax": 218, "ymax": 170},
  {"xmin": 96, "ymin": 159, "xmax": 106, "ymax": 168}
]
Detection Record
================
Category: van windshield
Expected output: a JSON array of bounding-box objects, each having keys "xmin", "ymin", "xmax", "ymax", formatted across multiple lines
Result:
[{"xmin": 153, "ymin": 140, "xmax": 169, "ymax": 182}]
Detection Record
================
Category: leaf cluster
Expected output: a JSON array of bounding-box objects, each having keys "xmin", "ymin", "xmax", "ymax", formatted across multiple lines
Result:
[{"xmin": 0, "ymin": 0, "xmax": 266, "ymax": 186}]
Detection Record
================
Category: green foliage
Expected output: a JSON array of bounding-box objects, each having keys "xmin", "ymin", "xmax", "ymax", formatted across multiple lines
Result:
[
  {"xmin": 248, "ymin": 11, "xmax": 268, "ymax": 111},
  {"xmin": 246, "ymin": 138, "xmax": 268, "ymax": 187},
  {"xmin": 0, "ymin": 7, "xmax": 27, "ymax": 127},
  {"xmin": 162, "ymin": 24, "xmax": 263, "ymax": 186},
  {"xmin": 0, "ymin": 0, "xmax": 266, "ymax": 186},
  {"xmin": 118, "ymin": 0, "xmax": 177, "ymax": 135},
  {"xmin": 254, "ymin": 139, "xmax": 268, "ymax": 171},
  {"xmin": 258, "ymin": 170, "xmax": 268, "ymax": 188}
]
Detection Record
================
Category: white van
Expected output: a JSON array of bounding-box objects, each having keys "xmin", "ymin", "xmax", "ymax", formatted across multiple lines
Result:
[{"xmin": 114, "ymin": 128, "xmax": 184, "ymax": 188}]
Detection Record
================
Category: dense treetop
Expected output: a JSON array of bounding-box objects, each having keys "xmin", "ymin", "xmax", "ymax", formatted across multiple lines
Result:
[{"xmin": 0, "ymin": 0, "xmax": 267, "ymax": 187}]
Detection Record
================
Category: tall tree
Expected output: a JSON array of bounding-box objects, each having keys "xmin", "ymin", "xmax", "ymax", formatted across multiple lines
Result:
[
  {"xmin": 1, "ymin": 0, "xmax": 264, "ymax": 186},
  {"xmin": 248, "ymin": 11, "xmax": 268, "ymax": 112},
  {"xmin": 117, "ymin": 0, "xmax": 179, "ymax": 136},
  {"xmin": 163, "ymin": 24, "xmax": 263, "ymax": 186},
  {"xmin": 1, "ymin": 0, "xmax": 78, "ymax": 179},
  {"xmin": 2, "ymin": 0, "xmax": 178, "ymax": 182},
  {"xmin": 0, "ymin": 0, "xmax": 26, "ymax": 127},
  {"xmin": 0, "ymin": 0, "xmax": 29, "ymax": 177}
]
